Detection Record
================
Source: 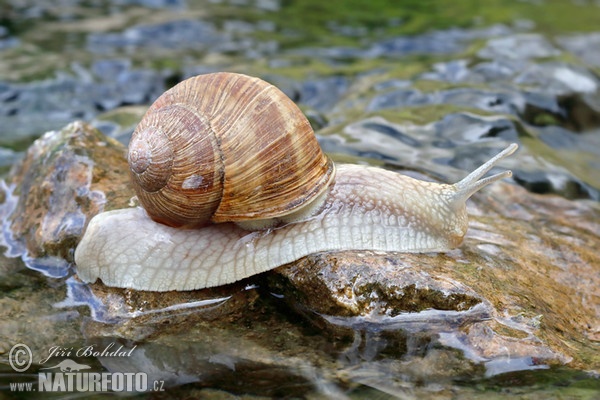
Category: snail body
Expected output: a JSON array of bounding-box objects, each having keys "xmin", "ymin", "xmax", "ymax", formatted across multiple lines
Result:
[
  {"xmin": 74, "ymin": 72, "xmax": 518, "ymax": 291},
  {"xmin": 75, "ymin": 155, "xmax": 517, "ymax": 292}
]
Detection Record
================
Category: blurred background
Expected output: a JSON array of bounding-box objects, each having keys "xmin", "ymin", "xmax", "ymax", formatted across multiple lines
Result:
[{"xmin": 1, "ymin": 0, "xmax": 599, "ymax": 200}]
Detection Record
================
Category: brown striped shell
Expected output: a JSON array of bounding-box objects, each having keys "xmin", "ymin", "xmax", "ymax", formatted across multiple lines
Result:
[{"xmin": 127, "ymin": 72, "xmax": 335, "ymax": 228}]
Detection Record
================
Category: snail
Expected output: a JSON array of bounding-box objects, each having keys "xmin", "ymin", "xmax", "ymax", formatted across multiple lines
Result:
[{"xmin": 74, "ymin": 72, "xmax": 518, "ymax": 292}]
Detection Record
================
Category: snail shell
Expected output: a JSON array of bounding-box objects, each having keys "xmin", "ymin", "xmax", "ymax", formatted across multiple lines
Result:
[{"xmin": 128, "ymin": 72, "xmax": 334, "ymax": 227}]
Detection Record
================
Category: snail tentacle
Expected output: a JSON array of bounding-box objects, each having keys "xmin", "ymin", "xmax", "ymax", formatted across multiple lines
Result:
[{"xmin": 452, "ymin": 143, "xmax": 517, "ymax": 206}]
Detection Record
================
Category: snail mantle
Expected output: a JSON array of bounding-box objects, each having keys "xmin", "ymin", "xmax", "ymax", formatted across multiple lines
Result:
[{"xmin": 74, "ymin": 72, "xmax": 518, "ymax": 292}]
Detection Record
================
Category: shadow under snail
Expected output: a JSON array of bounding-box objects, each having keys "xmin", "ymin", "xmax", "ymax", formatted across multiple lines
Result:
[{"xmin": 74, "ymin": 72, "xmax": 518, "ymax": 292}]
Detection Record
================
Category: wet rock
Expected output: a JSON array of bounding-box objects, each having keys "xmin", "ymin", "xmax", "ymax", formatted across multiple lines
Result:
[
  {"xmin": 268, "ymin": 182, "xmax": 599, "ymax": 369},
  {"xmin": 515, "ymin": 63, "xmax": 599, "ymax": 95},
  {"xmin": 421, "ymin": 59, "xmax": 472, "ymax": 83},
  {"xmin": 434, "ymin": 113, "xmax": 522, "ymax": 143},
  {"xmin": 80, "ymin": 304, "xmax": 345, "ymax": 397},
  {"xmin": 87, "ymin": 19, "xmax": 219, "ymax": 53},
  {"xmin": 0, "ymin": 64, "xmax": 165, "ymax": 142},
  {"xmin": 90, "ymin": 105, "xmax": 148, "ymax": 144},
  {"xmin": 367, "ymin": 88, "xmax": 430, "ymax": 112},
  {"xmin": 370, "ymin": 31, "xmax": 466, "ymax": 56},
  {"xmin": 0, "ymin": 26, "xmax": 19, "ymax": 50},
  {"xmin": 535, "ymin": 125, "xmax": 597, "ymax": 152},
  {"xmin": 471, "ymin": 59, "xmax": 525, "ymax": 82},
  {"xmin": 67, "ymin": 277, "xmax": 260, "ymax": 329},
  {"xmin": 0, "ymin": 147, "xmax": 20, "ymax": 171},
  {"xmin": 0, "ymin": 271, "xmax": 85, "ymax": 371},
  {"xmin": 297, "ymin": 76, "xmax": 350, "ymax": 112},
  {"xmin": 512, "ymin": 169, "xmax": 597, "ymax": 200},
  {"xmin": 268, "ymin": 251, "xmax": 485, "ymax": 318},
  {"xmin": 367, "ymin": 81, "xmax": 598, "ymax": 130},
  {"xmin": 418, "ymin": 53, "xmax": 600, "ymax": 134},
  {"xmin": 477, "ymin": 33, "xmax": 561, "ymax": 61},
  {"xmin": 367, "ymin": 86, "xmax": 528, "ymax": 117},
  {"xmin": 370, "ymin": 25, "xmax": 512, "ymax": 58},
  {"xmin": 422, "ymin": 58, "xmax": 528, "ymax": 85},
  {"xmin": 441, "ymin": 88, "xmax": 526, "ymax": 115},
  {"xmin": 327, "ymin": 115, "xmax": 599, "ymax": 200},
  {"xmin": 357, "ymin": 34, "xmax": 600, "ymax": 198},
  {"xmin": 86, "ymin": 17, "xmax": 278, "ymax": 60},
  {"xmin": 120, "ymin": 0, "xmax": 186, "ymax": 8},
  {"xmin": 292, "ymin": 25, "xmax": 513, "ymax": 62},
  {"xmin": 557, "ymin": 32, "xmax": 600, "ymax": 68},
  {"xmin": 0, "ymin": 121, "xmax": 133, "ymax": 277}
]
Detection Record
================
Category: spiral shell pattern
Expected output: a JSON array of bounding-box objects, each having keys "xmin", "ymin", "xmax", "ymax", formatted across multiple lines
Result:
[{"xmin": 128, "ymin": 72, "xmax": 334, "ymax": 227}]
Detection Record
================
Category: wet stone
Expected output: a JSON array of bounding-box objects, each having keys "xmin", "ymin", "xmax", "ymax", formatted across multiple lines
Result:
[
  {"xmin": 367, "ymin": 87, "xmax": 529, "ymax": 116},
  {"xmin": 477, "ymin": 33, "xmax": 561, "ymax": 61},
  {"xmin": 80, "ymin": 303, "xmax": 343, "ymax": 397},
  {"xmin": 293, "ymin": 25, "xmax": 513, "ymax": 63},
  {"xmin": 67, "ymin": 277, "xmax": 261, "ymax": 330},
  {"xmin": 0, "ymin": 64, "xmax": 165, "ymax": 142},
  {"xmin": 422, "ymin": 58, "xmax": 528, "ymax": 85},
  {"xmin": 87, "ymin": 19, "xmax": 220, "ymax": 53},
  {"xmin": 433, "ymin": 113, "xmax": 522, "ymax": 143},
  {"xmin": 515, "ymin": 63, "xmax": 599, "ymax": 95},
  {"xmin": 512, "ymin": 169, "xmax": 598, "ymax": 200},
  {"xmin": 0, "ymin": 272, "xmax": 85, "ymax": 371},
  {"xmin": 266, "ymin": 74, "xmax": 350, "ymax": 114},
  {"xmin": 0, "ymin": 147, "xmax": 19, "ymax": 170},
  {"xmin": 0, "ymin": 121, "xmax": 134, "ymax": 276},
  {"xmin": 416, "ymin": 50, "xmax": 600, "ymax": 134},
  {"xmin": 369, "ymin": 29, "xmax": 471, "ymax": 57},
  {"xmin": 439, "ymin": 88, "xmax": 525, "ymax": 115},
  {"xmin": 268, "ymin": 251, "xmax": 485, "ymax": 318},
  {"xmin": 420, "ymin": 59, "xmax": 472, "ymax": 83},
  {"xmin": 0, "ymin": 26, "xmax": 18, "ymax": 50},
  {"xmin": 367, "ymin": 88, "xmax": 429, "ymax": 112},
  {"xmin": 536, "ymin": 125, "xmax": 587, "ymax": 149},
  {"xmin": 471, "ymin": 59, "xmax": 525, "ymax": 82},
  {"xmin": 121, "ymin": 0, "xmax": 186, "ymax": 8},
  {"xmin": 557, "ymin": 32, "xmax": 600, "ymax": 68},
  {"xmin": 266, "ymin": 182, "xmax": 599, "ymax": 369},
  {"xmin": 332, "ymin": 115, "xmax": 600, "ymax": 200},
  {"xmin": 297, "ymin": 76, "xmax": 350, "ymax": 112}
]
